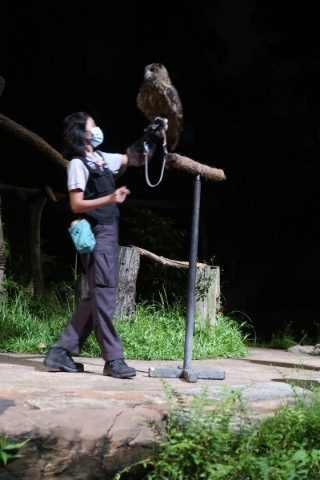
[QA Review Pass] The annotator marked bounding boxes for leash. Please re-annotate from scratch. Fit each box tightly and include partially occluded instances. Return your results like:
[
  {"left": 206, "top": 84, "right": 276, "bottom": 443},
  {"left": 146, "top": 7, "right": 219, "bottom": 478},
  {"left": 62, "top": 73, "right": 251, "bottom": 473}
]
[{"left": 143, "top": 131, "right": 168, "bottom": 188}]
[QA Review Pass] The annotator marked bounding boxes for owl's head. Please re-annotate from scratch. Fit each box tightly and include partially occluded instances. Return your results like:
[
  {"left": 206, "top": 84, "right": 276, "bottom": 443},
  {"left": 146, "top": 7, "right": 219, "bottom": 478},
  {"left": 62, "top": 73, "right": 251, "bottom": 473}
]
[{"left": 144, "top": 63, "right": 170, "bottom": 82}]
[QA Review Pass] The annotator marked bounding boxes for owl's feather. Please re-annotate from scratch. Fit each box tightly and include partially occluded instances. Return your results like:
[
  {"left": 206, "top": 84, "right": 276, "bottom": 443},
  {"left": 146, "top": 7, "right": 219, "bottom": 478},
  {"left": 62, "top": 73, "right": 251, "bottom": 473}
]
[{"left": 136, "top": 63, "right": 183, "bottom": 150}]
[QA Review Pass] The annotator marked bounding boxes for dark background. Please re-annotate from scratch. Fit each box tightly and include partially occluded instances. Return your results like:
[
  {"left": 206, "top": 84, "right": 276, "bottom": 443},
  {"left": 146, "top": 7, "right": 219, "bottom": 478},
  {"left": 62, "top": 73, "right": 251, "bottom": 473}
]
[{"left": 1, "top": 0, "right": 319, "bottom": 340}]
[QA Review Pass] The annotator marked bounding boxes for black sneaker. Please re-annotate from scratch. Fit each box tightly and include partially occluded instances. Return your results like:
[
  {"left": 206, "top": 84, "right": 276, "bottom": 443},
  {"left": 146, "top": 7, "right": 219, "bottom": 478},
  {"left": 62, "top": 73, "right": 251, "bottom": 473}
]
[
  {"left": 44, "top": 347, "right": 84, "bottom": 373},
  {"left": 103, "top": 359, "right": 136, "bottom": 379}
]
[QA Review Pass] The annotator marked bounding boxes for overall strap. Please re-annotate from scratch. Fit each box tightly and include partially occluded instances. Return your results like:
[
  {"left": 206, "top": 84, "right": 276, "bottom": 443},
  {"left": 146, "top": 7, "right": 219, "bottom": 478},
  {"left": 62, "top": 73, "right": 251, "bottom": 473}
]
[{"left": 95, "top": 150, "right": 104, "bottom": 159}]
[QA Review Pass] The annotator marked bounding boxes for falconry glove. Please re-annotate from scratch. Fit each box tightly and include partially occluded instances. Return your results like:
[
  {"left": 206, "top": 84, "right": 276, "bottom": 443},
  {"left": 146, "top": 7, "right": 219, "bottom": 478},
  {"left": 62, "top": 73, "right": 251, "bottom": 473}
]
[{"left": 126, "top": 117, "right": 168, "bottom": 167}]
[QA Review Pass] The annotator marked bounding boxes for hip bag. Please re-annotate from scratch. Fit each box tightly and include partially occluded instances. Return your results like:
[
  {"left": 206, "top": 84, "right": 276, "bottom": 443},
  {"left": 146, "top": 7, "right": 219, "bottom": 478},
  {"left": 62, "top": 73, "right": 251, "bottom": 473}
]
[{"left": 68, "top": 219, "right": 96, "bottom": 254}]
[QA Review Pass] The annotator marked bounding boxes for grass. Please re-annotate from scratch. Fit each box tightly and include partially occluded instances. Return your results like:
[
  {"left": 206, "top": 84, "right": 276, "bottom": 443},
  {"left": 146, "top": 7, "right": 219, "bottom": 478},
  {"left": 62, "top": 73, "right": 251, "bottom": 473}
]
[
  {"left": 115, "top": 383, "right": 320, "bottom": 479},
  {"left": 0, "top": 434, "right": 29, "bottom": 466},
  {"left": 247, "top": 322, "right": 314, "bottom": 350},
  {"left": 227, "top": 309, "right": 317, "bottom": 350},
  {"left": 0, "top": 280, "right": 75, "bottom": 355},
  {"left": 0, "top": 280, "right": 248, "bottom": 360}
]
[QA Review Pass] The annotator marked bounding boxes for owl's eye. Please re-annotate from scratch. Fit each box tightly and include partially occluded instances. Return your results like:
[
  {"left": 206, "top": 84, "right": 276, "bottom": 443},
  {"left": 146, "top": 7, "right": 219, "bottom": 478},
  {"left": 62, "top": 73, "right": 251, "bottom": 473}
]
[{"left": 149, "top": 67, "right": 155, "bottom": 72}]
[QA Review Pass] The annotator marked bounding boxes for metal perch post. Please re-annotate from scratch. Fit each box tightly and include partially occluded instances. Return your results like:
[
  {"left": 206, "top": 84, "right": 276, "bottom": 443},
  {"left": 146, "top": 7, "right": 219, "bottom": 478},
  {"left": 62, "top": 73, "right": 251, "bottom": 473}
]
[{"left": 149, "top": 154, "right": 226, "bottom": 382}]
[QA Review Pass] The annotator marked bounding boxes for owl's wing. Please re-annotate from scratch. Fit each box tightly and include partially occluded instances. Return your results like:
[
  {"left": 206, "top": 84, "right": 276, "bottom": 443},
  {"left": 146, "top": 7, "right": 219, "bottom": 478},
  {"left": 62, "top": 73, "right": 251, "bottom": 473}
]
[
  {"left": 164, "top": 84, "right": 183, "bottom": 125},
  {"left": 161, "top": 84, "right": 183, "bottom": 150},
  {"left": 136, "top": 80, "right": 183, "bottom": 150},
  {"left": 136, "top": 81, "right": 182, "bottom": 123},
  {"left": 136, "top": 81, "right": 161, "bottom": 121}
]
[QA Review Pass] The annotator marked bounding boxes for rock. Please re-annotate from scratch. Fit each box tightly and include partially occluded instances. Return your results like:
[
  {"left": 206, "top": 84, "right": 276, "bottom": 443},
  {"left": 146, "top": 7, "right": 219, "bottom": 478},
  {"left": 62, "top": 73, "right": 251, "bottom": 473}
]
[
  {"left": 309, "top": 344, "right": 320, "bottom": 355},
  {"left": 1, "top": 349, "right": 319, "bottom": 479},
  {"left": 0, "top": 403, "right": 165, "bottom": 480},
  {"left": 287, "top": 344, "right": 315, "bottom": 355}
]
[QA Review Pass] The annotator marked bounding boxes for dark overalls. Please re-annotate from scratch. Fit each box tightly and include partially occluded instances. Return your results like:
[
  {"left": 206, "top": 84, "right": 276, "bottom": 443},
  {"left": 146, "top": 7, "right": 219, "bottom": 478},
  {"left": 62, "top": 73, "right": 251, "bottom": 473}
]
[{"left": 54, "top": 156, "right": 123, "bottom": 361}]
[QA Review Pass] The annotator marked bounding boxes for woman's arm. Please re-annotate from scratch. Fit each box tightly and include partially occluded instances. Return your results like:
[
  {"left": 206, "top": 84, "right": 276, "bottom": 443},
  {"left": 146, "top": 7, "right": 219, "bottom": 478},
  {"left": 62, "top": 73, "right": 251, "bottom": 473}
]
[
  {"left": 121, "top": 154, "right": 128, "bottom": 166},
  {"left": 69, "top": 186, "right": 130, "bottom": 214}
]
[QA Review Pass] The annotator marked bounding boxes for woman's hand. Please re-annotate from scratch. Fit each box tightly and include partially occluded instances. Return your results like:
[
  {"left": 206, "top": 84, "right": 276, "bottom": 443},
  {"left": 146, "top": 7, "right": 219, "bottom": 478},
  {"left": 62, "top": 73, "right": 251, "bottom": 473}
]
[
  {"left": 69, "top": 186, "right": 131, "bottom": 213},
  {"left": 111, "top": 186, "right": 131, "bottom": 204}
]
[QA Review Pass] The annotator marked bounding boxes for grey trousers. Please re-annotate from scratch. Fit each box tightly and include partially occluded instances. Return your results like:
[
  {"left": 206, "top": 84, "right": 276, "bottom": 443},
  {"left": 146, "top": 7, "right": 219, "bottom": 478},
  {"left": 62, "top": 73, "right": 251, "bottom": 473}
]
[{"left": 54, "top": 222, "right": 123, "bottom": 361}]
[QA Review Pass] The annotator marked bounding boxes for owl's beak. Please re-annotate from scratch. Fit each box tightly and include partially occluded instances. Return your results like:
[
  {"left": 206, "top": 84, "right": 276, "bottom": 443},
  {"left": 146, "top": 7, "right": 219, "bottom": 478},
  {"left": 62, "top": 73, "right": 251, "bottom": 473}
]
[{"left": 144, "top": 69, "right": 152, "bottom": 79}]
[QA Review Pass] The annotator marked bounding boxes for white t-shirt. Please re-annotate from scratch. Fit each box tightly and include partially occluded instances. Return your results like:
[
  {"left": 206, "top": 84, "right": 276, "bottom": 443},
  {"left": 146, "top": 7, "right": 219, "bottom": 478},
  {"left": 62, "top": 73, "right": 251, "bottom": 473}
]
[{"left": 67, "top": 151, "right": 123, "bottom": 192}]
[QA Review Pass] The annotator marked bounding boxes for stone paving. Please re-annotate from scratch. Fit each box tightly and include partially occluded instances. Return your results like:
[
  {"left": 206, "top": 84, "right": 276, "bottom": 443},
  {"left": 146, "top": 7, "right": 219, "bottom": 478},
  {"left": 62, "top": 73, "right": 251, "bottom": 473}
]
[{"left": 0, "top": 347, "right": 319, "bottom": 479}]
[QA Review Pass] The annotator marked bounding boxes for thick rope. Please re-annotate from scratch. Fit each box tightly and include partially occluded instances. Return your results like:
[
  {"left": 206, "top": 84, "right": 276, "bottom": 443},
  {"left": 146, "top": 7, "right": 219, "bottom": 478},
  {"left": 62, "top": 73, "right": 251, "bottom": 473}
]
[
  {"left": 44, "top": 185, "right": 58, "bottom": 202},
  {"left": 165, "top": 153, "right": 226, "bottom": 182},
  {"left": 0, "top": 183, "right": 64, "bottom": 202},
  {"left": 0, "top": 113, "right": 68, "bottom": 169},
  {"left": 131, "top": 245, "right": 213, "bottom": 269}
]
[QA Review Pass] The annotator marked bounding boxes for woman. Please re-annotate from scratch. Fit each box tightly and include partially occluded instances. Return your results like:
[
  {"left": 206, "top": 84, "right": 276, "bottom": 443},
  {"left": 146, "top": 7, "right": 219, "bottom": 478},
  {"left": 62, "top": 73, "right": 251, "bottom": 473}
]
[{"left": 43, "top": 111, "right": 162, "bottom": 379}]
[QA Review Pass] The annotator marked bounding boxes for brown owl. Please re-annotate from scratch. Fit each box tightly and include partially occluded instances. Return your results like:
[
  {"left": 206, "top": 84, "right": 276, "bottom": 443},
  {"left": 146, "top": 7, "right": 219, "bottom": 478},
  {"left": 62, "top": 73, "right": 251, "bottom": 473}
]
[{"left": 136, "top": 63, "right": 183, "bottom": 151}]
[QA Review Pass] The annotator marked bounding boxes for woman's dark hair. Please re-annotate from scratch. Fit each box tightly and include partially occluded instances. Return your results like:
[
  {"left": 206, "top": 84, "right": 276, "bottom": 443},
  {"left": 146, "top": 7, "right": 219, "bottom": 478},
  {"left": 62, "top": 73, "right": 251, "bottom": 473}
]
[{"left": 62, "top": 111, "right": 90, "bottom": 160}]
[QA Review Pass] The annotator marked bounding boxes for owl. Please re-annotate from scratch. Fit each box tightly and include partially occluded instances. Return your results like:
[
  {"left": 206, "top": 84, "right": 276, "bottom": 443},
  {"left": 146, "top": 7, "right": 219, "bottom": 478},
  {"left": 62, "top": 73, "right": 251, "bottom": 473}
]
[{"left": 136, "top": 63, "right": 183, "bottom": 151}]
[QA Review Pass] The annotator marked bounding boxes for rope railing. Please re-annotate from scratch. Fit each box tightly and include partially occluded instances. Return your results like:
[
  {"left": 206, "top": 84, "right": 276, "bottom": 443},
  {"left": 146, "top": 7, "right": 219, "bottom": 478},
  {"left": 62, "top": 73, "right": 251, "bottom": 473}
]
[
  {"left": 131, "top": 245, "right": 214, "bottom": 269},
  {"left": 0, "top": 113, "right": 68, "bottom": 169}
]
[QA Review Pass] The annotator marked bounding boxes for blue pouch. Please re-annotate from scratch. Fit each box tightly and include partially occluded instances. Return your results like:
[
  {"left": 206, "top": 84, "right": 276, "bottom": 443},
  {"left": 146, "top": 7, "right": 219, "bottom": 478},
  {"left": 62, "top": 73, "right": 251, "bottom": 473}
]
[{"left": 68, "top": 219, "right": 96, "bottom": 254}]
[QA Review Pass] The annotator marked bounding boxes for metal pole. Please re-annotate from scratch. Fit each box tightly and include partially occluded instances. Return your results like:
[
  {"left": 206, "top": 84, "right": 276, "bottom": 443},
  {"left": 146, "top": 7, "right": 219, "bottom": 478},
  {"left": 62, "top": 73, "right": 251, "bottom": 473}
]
[
  {"left": 183, "top": 174, "right": 201, "bottom": 370},
  {"left": 148, "top": 171, "right": 225, "bottom": 382}
]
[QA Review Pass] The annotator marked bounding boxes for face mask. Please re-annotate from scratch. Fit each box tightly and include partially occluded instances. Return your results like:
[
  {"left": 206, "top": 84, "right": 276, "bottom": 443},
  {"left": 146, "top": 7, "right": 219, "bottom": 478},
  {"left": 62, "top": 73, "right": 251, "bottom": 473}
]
[{"left": 90, "top": 126, "right": 104, "bottom": 148}]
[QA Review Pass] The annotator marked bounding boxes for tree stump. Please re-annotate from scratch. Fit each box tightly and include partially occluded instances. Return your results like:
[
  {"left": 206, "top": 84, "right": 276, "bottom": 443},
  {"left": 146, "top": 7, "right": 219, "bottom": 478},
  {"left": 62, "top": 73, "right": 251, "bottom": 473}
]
[
  {"left": 0, "top": 197, "right": 5, "bottom": 304},
  {"left": 75, "top": 246, "right": 140, "bottom": 319},
  {"left": 115, "top": 246, "right": 140, "bottom": 319},
  {"left": 75, "top": 248, "right": 220, "bottom": 326},
  {"left": 195, "top": 265, "right": 220, "bottom": 327},
  {"left": 75, "top": 267, "right": 89, "bottom": 305},
  {"left": 29, "top": 195, "right": 47, "bottom": 297}
]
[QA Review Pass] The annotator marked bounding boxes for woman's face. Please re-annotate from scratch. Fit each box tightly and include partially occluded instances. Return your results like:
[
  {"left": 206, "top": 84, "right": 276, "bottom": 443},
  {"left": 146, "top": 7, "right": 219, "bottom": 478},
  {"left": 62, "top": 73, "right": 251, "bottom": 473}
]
[
  {"left": 85, "top": 116, "right": 96, "bottom": 141},
  {"left": 84, "top": 115, "right": 104, "bottom": 149}
]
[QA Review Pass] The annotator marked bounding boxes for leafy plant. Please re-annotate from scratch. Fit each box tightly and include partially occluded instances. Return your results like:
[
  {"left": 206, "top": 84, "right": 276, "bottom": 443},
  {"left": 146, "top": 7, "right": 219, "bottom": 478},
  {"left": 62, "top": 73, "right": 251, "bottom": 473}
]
[
  {"left": 195, "top": 262, "right": 216, "bottom": 302},
  {"left": 253, "top": 322, "right": 311, "bottom": 350},
  {"left": 0, "top": 434, "right": 28, "bottom": 465},
  {"left": 114, "top": 384, "right": 320, "bottom": 479},
  {"left": 121, "top": 206, "right": 188, "bottom": 303}
]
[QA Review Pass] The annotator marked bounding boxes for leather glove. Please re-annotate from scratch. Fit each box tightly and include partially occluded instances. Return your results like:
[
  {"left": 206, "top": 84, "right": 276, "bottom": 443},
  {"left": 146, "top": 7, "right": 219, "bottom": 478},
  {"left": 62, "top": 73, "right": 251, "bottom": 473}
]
[{"left": 126, "top": 117, "right": 168, "bottom": 167}]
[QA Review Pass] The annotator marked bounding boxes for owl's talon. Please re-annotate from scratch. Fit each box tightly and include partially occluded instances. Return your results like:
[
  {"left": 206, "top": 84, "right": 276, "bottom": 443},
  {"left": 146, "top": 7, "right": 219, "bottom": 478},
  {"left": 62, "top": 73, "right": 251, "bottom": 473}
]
[{"left": 155, "top": 116, "right": 168, "bottom": 130}]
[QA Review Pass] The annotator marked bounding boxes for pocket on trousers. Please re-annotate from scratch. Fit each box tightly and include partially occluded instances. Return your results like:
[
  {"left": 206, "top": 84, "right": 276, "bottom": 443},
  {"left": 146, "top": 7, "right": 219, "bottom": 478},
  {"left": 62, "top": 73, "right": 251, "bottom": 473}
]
[{"left": 94, "top": 253, "right": 118, "bottom": 288}]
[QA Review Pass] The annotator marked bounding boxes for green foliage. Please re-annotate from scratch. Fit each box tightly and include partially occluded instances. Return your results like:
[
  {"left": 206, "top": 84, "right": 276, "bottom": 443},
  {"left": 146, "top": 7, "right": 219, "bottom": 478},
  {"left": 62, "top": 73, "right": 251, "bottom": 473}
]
[
  {"left": 115, "top": 385, "right": 320, "bottom": 480},
  {"left": 195, "top": 257, "right": 217, "bottom": 302},
  {"left": 240, "top": 387, "right": 320, "bottom": 479},
  {"left": 0, "top": 277, "right": 75, "bottom": 354},
  {"left": 147, "top": 385, "right": 247, "bottom": 480},
  {"left": 122, "top": 207, "right": 187, "bottom": 255},
  {"left": 81, "top": 300, "right": 248, "bottom": 360},
  {"left": 121, "top": 206, "right": 188, "bottom": 303},
  {"left": 0, "top": 279, "right": 248, "bottom": 360},
  {"left": 252, "top": 322, "right": 311, "bottom": 350},
  {"left": 0, "top": 434, "right": 28, "bottom": 465}
]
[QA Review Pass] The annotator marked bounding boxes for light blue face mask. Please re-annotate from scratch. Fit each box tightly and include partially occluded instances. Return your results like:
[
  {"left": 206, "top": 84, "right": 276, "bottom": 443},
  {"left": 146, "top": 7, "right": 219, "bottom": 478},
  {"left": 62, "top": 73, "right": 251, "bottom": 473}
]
[{"left": 90, "top": 126, "right": 104, "bottom": 148}]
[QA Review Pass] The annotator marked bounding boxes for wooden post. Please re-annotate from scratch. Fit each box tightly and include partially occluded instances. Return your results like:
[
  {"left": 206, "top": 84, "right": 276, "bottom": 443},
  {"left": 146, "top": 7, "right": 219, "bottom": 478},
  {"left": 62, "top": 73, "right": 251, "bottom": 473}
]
[
  {"left": 29, "top": 196, "right": 47, "bottom": 297},
  {"left": 0, "top": 196, "right": 5, "bottom": 304},
  {"left": 115, "top": 246, "right": 140, "bottom": 319},
  {"left": 75, "top": 268, "right": 89, "bottom": 305},
  {"left": 195, "top": 265, "right": 220, "bottom": 327},
  {"left": 75, "top": 246, "right": 221, "bottom": 325},
  {"left": 76, "top": 246, "right": 141, "bottom": 319}
]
